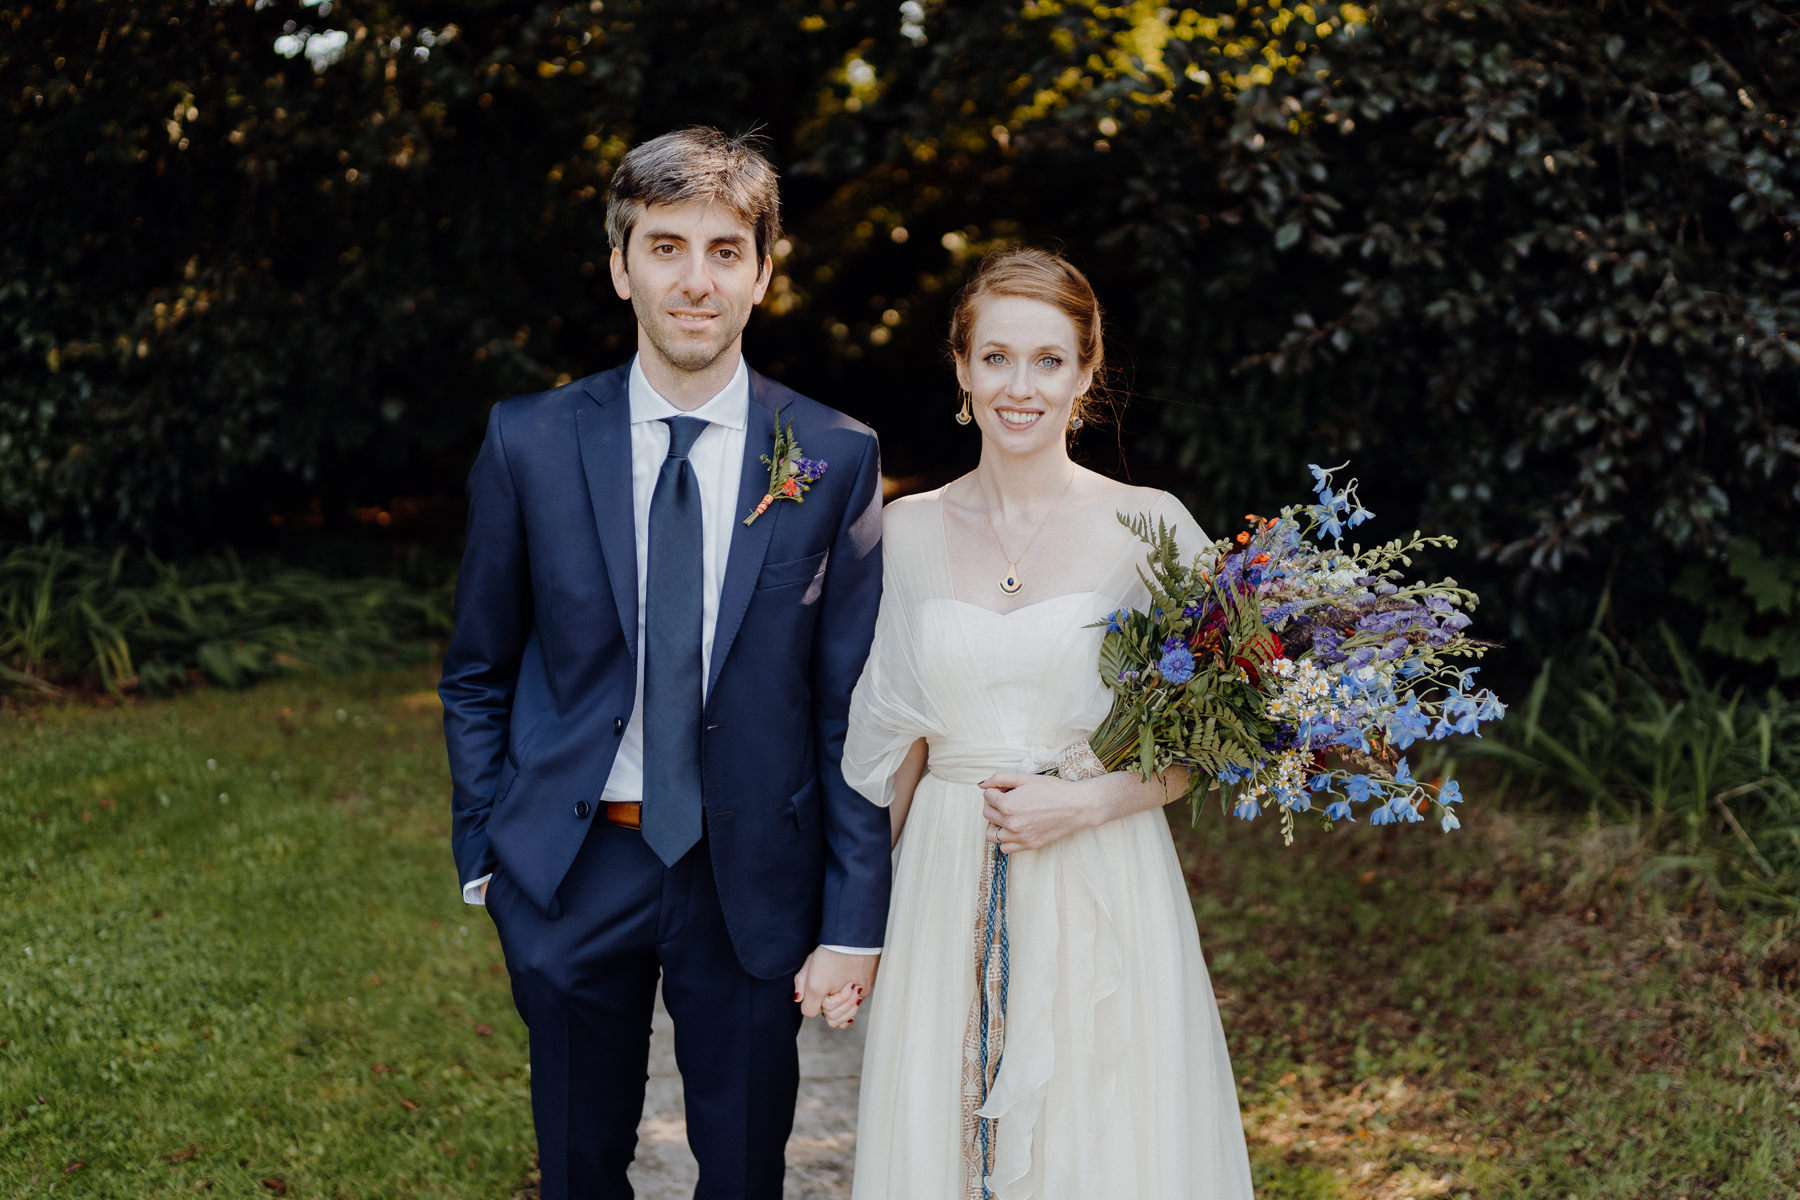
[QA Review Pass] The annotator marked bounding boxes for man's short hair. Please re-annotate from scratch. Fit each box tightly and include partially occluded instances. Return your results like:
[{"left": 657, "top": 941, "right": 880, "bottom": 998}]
[{"left": 605, "top": 127, "right": 781, "bottom": 265}]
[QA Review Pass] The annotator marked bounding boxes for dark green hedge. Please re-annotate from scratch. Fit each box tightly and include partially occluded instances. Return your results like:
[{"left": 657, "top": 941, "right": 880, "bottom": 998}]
[{"left": 3, "top": 1, "right": 1795, "bottom": 680}]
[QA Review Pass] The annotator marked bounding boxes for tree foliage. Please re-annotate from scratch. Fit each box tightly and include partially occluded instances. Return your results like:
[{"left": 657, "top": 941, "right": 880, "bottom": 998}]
[{"left": 3, "top": 0, "right": 1795, "bottom": 681}]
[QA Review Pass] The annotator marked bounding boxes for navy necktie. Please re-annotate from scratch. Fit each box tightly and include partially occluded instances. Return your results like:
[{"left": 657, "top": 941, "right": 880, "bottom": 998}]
[{"left": 641, "top": 415, "right": 708, "bottom": 866}]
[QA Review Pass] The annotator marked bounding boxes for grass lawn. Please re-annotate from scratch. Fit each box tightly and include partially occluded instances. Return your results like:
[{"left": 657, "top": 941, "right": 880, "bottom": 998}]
[
  {"left": 4, "top": 665, "right": 1798, "bottom": 1197},
  {"left": 2, "top": 666, "right": 528, "bottom": 1196}
]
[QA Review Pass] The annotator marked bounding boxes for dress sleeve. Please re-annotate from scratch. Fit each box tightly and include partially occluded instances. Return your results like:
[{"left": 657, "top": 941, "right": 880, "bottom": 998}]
[
  {"left": 1153, "top": 489, "right": 1214, "bottom": 565},
  {"left": 841, "top": 500, "right": 938, "bottom": 807}
]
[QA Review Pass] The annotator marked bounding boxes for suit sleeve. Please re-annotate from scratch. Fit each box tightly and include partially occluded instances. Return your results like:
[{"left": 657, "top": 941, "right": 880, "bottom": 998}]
[
  {"left": 809, "top": 431, "right": 892, "bottom": 949},
  {"left": 438, "top": 403, "right": 532, "bottom": 891}
]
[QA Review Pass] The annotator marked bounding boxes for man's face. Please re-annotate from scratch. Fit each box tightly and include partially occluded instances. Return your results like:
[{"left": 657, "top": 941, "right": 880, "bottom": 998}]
[{"left": 610, "top": 199, "right": 772, "bottom": 378}]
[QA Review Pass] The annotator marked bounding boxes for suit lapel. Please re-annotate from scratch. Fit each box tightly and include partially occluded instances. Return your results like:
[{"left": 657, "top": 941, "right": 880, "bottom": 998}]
[
  {"left": 576, "top": 368, "right": 639, "bottom": 658},
  {"left": 707, "top": 371, "right": 791, "bottom": 699}
]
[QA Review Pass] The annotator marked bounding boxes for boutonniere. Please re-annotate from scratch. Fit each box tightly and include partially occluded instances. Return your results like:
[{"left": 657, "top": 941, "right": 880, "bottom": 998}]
[{"left": 743, "top": 417, "right": 827, "bottom": 525}]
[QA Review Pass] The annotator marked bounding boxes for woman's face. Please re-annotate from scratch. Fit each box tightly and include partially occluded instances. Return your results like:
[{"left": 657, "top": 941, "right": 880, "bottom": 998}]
[{"left": 956, "top": 294, "right": 1093, "bottom": 457}]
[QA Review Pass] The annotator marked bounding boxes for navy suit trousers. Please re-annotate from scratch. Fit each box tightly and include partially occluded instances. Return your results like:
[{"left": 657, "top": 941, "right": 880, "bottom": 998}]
[{"left": 486, "top": 818, "right": 803, "bottom": 1200}]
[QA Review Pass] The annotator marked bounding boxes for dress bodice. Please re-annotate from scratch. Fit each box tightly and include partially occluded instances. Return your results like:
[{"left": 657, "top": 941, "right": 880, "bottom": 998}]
[
  {"left": 843, "top": 484, "right": 1208, "bottom": 806},
  {"left": 916, "top": 594, "right": 1112, "bottom": 774}
]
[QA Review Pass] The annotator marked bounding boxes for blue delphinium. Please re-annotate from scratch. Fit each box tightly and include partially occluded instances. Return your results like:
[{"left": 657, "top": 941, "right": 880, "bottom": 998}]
[
  {"left": 1437, "top": 779, "right": 1463, "bottom": 832},
  {"left": 1218, "top": 761, "right": 1255, "bottom": 785},
  {"left": 1386, "top": 698, "right": 1432, "bottom": 750}
]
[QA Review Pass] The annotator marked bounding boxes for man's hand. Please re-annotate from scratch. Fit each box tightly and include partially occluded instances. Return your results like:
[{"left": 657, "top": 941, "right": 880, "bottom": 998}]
[{"left": 793, "top": 947, "right": 879, "bottom": 1028}]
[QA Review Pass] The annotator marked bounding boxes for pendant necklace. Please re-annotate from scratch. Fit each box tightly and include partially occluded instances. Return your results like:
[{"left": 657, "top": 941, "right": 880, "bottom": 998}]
[{"left": 985, "top": 468, "right": 1077, "bottom": 596}]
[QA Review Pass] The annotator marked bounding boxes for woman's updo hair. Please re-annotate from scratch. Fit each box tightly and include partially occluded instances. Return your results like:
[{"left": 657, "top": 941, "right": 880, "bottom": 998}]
[{"left": 947, "top": 248, "right": 1107, "bottom": 427}]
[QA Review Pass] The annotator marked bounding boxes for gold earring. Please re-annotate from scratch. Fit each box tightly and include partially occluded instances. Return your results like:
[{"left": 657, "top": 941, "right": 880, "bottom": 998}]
[
  {"left": 955, "top": 390, "right": 972, "bottom": 425},
  {"left": 1068, "top": 415, "right": 1083, "bottom": 431}
]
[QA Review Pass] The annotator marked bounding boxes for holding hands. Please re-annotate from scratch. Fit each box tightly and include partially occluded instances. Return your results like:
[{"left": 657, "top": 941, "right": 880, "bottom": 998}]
[{"left": 794, "top": 946, "right": 878, "bottom": 1030}]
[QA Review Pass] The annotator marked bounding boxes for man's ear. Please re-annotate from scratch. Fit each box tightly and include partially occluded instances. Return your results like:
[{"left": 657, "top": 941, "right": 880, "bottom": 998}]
[
  {"left": 609, "top": 247, "right": 631, "bottom": 300},
  {"left": 752, "top": 254, "right": 773, "bottom": 304}
]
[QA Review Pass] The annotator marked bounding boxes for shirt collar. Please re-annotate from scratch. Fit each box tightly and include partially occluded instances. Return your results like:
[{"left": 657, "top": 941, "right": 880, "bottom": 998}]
[{"left": 627, "top": 354, "right": 750, "bottom": 432}]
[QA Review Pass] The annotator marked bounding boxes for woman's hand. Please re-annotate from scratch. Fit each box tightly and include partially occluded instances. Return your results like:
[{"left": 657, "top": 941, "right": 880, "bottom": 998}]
[
  {"left": 980, "top": 766, "right": 1186, "bottom": 854},
  {"left": 979, "top": 772, "right": 1101, "bottom": 853}
]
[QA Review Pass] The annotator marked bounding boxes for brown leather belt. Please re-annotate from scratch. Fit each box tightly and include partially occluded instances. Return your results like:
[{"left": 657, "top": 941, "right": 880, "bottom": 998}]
[{"left": 602, "top": 801, "right": 642, "bottom": 830}]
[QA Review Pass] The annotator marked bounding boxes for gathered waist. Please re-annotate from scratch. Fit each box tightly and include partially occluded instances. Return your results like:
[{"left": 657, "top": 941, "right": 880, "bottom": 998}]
[{"left": 924, "top": 736, "right": 1101, "bottom": 785}]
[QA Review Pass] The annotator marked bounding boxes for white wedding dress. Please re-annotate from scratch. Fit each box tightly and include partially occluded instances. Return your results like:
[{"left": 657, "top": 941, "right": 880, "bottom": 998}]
[{"left": 842, "top": 487, "right": 1255, "bottom": 1200}]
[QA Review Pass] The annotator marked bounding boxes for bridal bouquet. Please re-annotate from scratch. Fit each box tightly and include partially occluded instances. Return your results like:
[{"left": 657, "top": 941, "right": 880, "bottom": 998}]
[{"left": 1078, "top": 463, "right": 1504, "bottom": 843}]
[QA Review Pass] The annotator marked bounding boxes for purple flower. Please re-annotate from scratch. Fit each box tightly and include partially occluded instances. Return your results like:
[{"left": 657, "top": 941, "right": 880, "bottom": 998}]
[{"left": 1265, "top": 601, "right": 1306, "bottom": 625}]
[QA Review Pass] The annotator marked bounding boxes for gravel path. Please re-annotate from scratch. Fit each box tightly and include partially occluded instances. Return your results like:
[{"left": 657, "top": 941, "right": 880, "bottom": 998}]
[{"left": 626, "top": 992, "right": 867, "bottom": 1199}]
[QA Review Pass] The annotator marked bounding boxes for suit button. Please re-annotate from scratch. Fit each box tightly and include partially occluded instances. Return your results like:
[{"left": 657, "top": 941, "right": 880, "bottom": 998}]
[
  {"left": 613, "top": 718, "right": 624, "bottom": 735},
  {"left": 574, "top": 800, "right": 591, "bottom": 819}
]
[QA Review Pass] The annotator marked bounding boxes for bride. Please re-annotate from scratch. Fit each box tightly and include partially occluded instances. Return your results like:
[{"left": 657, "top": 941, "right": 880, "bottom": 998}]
[{"left": 835, "top": 249, "right": 1256, "bottom": 1199}]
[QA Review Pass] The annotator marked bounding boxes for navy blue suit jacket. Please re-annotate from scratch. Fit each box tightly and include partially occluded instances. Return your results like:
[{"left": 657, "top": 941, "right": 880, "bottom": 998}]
[{"left": 439, "top": 363, "right": 891, "bottom": 979}]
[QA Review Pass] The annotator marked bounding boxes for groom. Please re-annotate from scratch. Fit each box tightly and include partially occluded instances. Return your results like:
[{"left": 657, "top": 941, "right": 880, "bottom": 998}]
[{"left": 439, "top": 127, "right": 890, "bottom": 1199}]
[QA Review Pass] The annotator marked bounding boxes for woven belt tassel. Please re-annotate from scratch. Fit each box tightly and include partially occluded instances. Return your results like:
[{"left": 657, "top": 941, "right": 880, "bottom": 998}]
[{"left": 961, "top": 842, "right": 1010, "bottom": 1198}]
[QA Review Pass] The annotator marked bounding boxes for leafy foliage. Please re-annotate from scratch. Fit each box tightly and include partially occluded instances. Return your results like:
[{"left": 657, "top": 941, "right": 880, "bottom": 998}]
[
  {"left": 0, "top": 0, "right": 887, "bottom": 544},
  {"left": 1472, "top": 611, "right": 1800, "bottom": 911},
  {"left": 2, "top": 0, "right": 1794, "bottom": 683},
  {"left": 1674, "top": 537, "right": 1800, "bottom": 678},
  {"left": 0, "top": 541, "right": 452, "bottom": 696}
]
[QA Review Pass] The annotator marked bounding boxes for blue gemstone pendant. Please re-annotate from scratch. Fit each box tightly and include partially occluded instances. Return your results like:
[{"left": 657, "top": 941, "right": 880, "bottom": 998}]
[{"left": 999, "top": 567, "right": 1023, "bottom": 595}]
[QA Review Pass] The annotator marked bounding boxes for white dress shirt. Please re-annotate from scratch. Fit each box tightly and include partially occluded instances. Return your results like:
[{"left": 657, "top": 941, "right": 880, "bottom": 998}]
[{"left": 462, "top": 356, "right": 877, "bottom": 954}]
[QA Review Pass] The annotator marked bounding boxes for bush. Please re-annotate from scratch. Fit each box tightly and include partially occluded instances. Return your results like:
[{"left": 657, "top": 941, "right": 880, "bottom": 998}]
[
  {"left": 1471, "top": 605, "right": 1800, "bottom": 911},
  {"left": 4, "top": 1, "right": 1794, "bottom": 684},
  {"left": 0, "top": 541, "right": 452, "bottom": 697}
]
